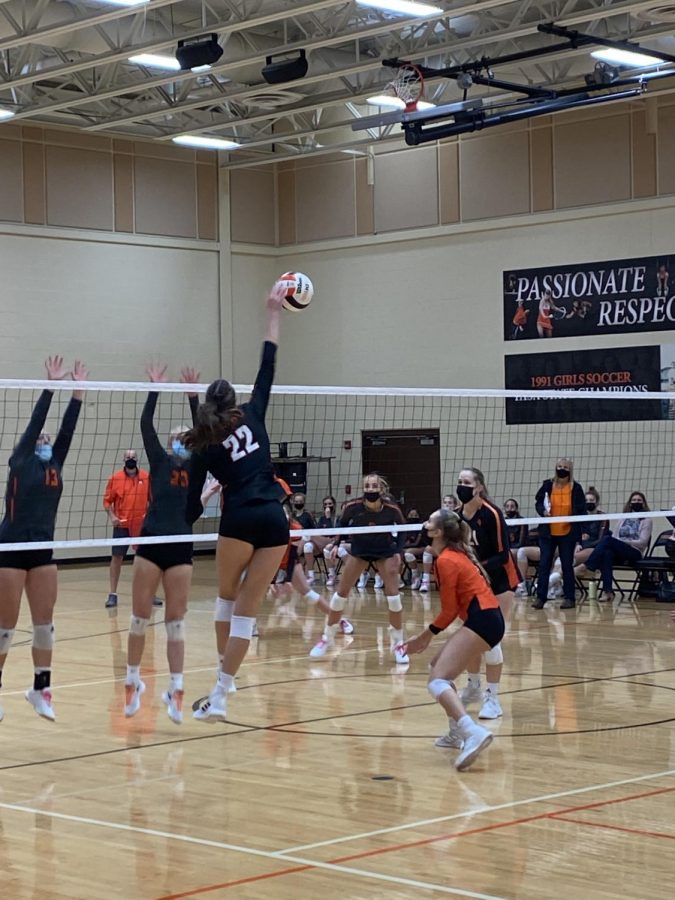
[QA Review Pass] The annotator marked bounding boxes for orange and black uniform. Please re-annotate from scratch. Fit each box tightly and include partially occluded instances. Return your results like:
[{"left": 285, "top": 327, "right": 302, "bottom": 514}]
[
  {"left": 432, "top": 548, "right": 505, "bottom": 648},
  {"left": 134, "top": 392, "right": 198, "bottom": 571},
  {"left": 461, "top": 499, "right": 518, "bottom": 595},
  {"left": 338, "top": 498, "right": 406, "bottom": 561},
  {"left": 0, "top": 389, "right": 82, "bottom": 570},
  {"left": 279, "top": 520, "right": 303, "bottom": 580}
]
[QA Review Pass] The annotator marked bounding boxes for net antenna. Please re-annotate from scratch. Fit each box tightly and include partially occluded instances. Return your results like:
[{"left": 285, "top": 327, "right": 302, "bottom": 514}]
[{"left": 390, "top": 63, "right": 425, "bottom": 112}]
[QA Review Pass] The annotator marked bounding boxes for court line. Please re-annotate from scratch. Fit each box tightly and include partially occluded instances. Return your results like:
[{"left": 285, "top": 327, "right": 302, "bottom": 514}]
[
  {"left": 156, "top": 863, "right": 314, "bottom": 899},
  {"left": 279, "top": 767, "right": 675, "bottom": 853},
  {"left": 550, "top": 815, "right": 675, "bottom": 841}
]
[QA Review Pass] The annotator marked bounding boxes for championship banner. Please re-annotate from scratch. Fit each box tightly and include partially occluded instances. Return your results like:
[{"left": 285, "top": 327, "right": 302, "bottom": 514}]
[
  {"left": 504, "top": 345, "right": 675, "bottom": 424},
  {"left": 504, "top": 254, "right": 675, "bottom": 341}
]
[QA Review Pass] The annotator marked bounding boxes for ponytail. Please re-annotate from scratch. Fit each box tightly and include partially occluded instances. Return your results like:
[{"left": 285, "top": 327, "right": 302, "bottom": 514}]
[
  {"left": 182, "top": 378, "right": 243, "bottom": 452},
  {"left": 436, "top": 509, "right": 490, "bottom": 582}
]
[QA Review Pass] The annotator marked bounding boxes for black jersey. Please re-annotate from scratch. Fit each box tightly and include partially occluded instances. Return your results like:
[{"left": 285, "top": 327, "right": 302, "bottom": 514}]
[
  {"left": 505, "top": 514, "right": 528, "bottom": 549},
  {"left": 186, "top": 342, "right": 285, "bottom": 523},
  {"left": 294, "top": 510, "right": 316, "bottom": 530},
  {"left": 317, "top": 514, "right": 338, "bottom": 529},
  {"left": 141, "top": 392, "right": 198, "bottom": 536},
  {"left": 338, "top": 498, "right": 406, "bottom": 560},
  {"left": 0, "top": 390, "right": 81, "bottom": 543},
  {"left": 461, "top": 499, "right": 513, "bottom": 579}
]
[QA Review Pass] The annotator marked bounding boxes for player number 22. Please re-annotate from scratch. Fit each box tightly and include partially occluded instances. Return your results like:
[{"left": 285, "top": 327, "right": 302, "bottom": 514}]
[{"left": 223, "top": 425, "right": 260, "bottom": 462}]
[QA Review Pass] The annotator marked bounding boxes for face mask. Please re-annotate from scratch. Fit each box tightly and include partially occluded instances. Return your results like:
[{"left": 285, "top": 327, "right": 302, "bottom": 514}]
[
  {"left": 364, "top": 491, "right": 380, "bottom": 503},
  {"left": 293, "top": 502, "right": 304, "bottom": 510},
  {"left": 630, "top": 501, "right": 644, "bottom": 512},
  {"left": 408, "top": 516, "right": 420, "bottom": 523},
  {"left": 505, "top": 509, "right": 516, "bottom": 518},
  {"left": 456, "top": 484, "right": 474, "bottom": 504},
  {"left": 36, "top": 445, "right": 52, "bottom": 463},
  {"left": 125, "top": 459, "right": 137, "bottom": 472},
  {"left": 586, "top": 502, "right": 597, "bottom": 512},
  {"left": 556, "top": 468, "right": 570, "bottom": 479},
  {"left": 172, "top": 440, "right": 191, "bottom": 460}
]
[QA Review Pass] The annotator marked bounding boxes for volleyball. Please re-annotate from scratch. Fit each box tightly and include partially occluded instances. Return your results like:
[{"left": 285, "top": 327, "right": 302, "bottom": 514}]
[{"left": 279, "top": 271, "right": 314, "bottom": 312}]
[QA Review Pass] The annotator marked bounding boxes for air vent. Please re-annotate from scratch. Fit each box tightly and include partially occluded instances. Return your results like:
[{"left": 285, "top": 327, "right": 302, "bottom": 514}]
[
  {"left": 638, "top": 5, "right": 675, "bottom": 23},
  {"left": 244, "top": 89, "right": 304, "bottom": 109}
]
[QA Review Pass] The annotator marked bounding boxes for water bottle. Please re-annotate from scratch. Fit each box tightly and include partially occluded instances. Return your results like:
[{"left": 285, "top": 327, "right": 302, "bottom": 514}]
[
  {"left": 588, "top": 580, "right": 597, "bottom": 601},
  {"left": 544, "top": 492, "right": 551, "bottom": 514}
]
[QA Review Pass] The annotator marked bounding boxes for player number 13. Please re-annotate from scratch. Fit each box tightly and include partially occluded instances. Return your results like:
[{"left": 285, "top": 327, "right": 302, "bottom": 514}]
[{"left": 223, "top": 425, "right": 260, "bottom": 462}]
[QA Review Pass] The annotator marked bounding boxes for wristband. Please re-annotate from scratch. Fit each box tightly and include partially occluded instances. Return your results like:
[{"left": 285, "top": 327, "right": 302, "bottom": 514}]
[{"left": 428, "top": 624, "right": 442, "bottom": 635}]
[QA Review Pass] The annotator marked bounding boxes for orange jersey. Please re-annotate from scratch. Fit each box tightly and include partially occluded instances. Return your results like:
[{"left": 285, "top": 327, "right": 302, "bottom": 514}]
[
  {"left": 275, "top": 475, "right": 292, "bottom": 497},
  {"left": 103, "top": 468, "right": 150, "bottom": 534},
  {"left": 432, "top": 548, "right": 499, "bottom": 631},
  {"left": 512, "top": 306, "right": 528, "bottom": 326},
  {"left": 550, "top": 482, "right": 572, "bottom": 536}
]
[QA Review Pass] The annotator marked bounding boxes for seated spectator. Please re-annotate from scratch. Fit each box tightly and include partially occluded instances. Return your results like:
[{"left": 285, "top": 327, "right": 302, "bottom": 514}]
[
  {"left": 504, "top": 499, "right": 527, "bottom": 550},
  {"left": 317, "top": 495, "right": 339, "bottom": 586},
  {"left": 290, "top": 493, "right": 317, "bottom": 583}
]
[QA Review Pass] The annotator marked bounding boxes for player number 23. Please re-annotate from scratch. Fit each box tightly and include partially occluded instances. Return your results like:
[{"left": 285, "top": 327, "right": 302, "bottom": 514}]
[{"left": 223, "top": 425, "right": 260, "bottom": 462}]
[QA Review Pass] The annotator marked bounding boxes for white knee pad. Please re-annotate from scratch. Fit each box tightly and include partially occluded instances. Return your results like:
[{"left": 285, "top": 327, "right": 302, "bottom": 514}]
[
  {"left": 214, "top": 597, "right": 234, "bottom": 622},
  {"left": 337, "top": 545, "right": 349, "bottom": 559},
  {"left": 404, "top": 551, "right": 416, "bottom": 564},
  {"left": 303, "top": 542, "right": 314, "bottom": 556},
  {"left": 230, "top": 615, "right": 255, "bottom": 640},
  {"left": 0, "top": 627, "right": 15, "bottom": 655},
  {"left": 323, "top": 547, "right": 333, "bottom": 560},
  {"left": 329, "top": 593, "right": 346, "bottom": 612},
  {"left": 428, "top": 677, "right": 455, "bottom": 700},
  {"left": 386, "top": 594, "right": 403, "bottom": 613},
  {"left": 32, "top": 623, "right": 54, "bottom": 650},
  {"left": 304, "top": 590, "right": 321, "bottom": 604},
  {"left": 165, "top": 619, "right": 185, "bottom": 641},
  {"left": 422, "top": 551, "right": 434, "bottom": 566},
  {"left": 485, "top": 643, "right": 503, "bottom": 665},
  {"left": 516, "top": 547, "right": 528, "bottom": 563},
  {"left": 129, "top": 616, "right": 150, "bottom": 636}
]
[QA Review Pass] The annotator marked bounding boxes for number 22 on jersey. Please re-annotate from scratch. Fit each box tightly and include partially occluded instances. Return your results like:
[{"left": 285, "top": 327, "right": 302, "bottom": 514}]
[{"left": 223, "top": 425, "right": 260, "bottom": 462}]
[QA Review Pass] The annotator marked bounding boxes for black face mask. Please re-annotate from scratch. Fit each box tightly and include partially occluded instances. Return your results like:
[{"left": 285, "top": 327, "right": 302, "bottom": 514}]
[
  {"left": 630, "top": 502, "right": 644, "bottom": 512},
  {"left": 505, "top": 509, "right": 517, "bottom": 518},
  {"left": 364, "top": 491, "right": 380, "bottom": 503},
  {"left": 556, "top": 468, "right": 570, "bottom": 479},
  {"left": 586, "top": 502, "right": 597, "bottom": 512},
  {"left": 293, "top": 502, "right": 304, "bottom": 510},
  {"left": 408, "top": 516, "right": 420, "bottom": 523},
  {"left": 124, "top": 459, "right": 137, "bottom": 472},
  {"left": 456, "top": 484, "right": 474, "bottom": 504}
]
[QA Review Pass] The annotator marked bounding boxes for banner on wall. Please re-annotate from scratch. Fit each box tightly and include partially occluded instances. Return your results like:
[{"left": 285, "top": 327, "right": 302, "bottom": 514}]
[
  {"left": 504, "top": 344, "right": 675, "bottom": 424},
  {"left": 504, "top": 254, "right": 675, "bottom": 342}
]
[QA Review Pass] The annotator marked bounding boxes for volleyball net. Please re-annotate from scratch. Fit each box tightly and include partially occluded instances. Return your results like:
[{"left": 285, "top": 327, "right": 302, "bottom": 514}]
[{"left": 0, "top": 378, "right": 674, "bottom": 556}]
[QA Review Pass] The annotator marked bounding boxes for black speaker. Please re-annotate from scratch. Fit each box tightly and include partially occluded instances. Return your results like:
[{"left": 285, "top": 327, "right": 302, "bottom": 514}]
[
  {"left": 176, "top": 34, "right": 223, "bottom": 71},
  {"left": 262, "top": 50, "right": 308, "bottom": 85}
]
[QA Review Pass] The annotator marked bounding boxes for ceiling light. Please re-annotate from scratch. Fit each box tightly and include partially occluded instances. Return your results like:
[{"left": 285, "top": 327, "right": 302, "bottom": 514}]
[
  {"left": 190, "top": 64, "right": 212, "bottom": 74},
  {"left": 129, "top": 54, "right": 181, "bottom": 70},
  {"left": 357, "top": 1, "right": 442, "bottom": 16},
  {"left": 172, "top": 135, "right": 240, "bottom": 150},
  {"left": 366, "top": 94, "right": 435, "bottom": 110},
  {"left": 591, "top": 47, "right": 663, "bottom": 68},
  {"left": 0, "top": 109, "right": 15, "bottom": 120},
  {"left": 95, "top": 0, "right": 149, "bottom": 7}
]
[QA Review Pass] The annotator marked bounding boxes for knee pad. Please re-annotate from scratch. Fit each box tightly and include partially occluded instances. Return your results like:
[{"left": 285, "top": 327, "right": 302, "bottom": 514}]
[
  {"left": 303, "top": 542, "right": 314, "bottom": 556},
  {"left": 485, "top": 643, "right": 503, "bottom": 665},
  {"left": 214, "top": 597, "right": 234, "bottom": 622},
  {"left": 230, "top": 615, "right": 255, "bottom": 640},
  {"left": 516, "top": 547, "right": 527, "bottom": 562},
  {"left": 337, "top": 545, "right": 349, "bottom": 559},
  {"left": 404, "top": 551, "right": 416, "bottom": 564},
  {"left": 0, "top": 627, "right": 15, "bottom": 655},
  {"left": 386, "top": 594, "right": 403, "bottom": 613},
  {"left": 323, "top": 547, "right": 333, "bottom": 560},
  {"left": 329, "top": 593, "right": 346, "bottom": 612},
  {"left": 165, "top": 619, "right": 185, "bottom": 642},
  {"left": 129, "top": 616, "right": 149, "bottom": 637},
  {"left": 305, "top": 590, "right": 320, "bottom": 604},
  {"left": 422, "top": 551, "right": 434, "bottom": 566},
  {"left": 428, "top": 677, "right": 455, "bottom": 700},
  {"left": 32, "top": 623, "right": 54, "bottom": 650}
]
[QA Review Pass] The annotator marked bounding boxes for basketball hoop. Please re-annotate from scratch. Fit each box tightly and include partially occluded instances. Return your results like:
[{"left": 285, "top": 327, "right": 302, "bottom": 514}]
[{"left": 390, "top": 63, "right": 425, "bottom": 112}]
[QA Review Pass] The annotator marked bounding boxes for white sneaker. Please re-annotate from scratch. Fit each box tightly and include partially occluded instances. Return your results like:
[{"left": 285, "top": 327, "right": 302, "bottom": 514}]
[
  {"left": 392, "top": 645, "right": 409, "bottom": 665},
  {"left": 124, "top": 680, "right": 145, "bottom": 718},
  {"left": 309, "top": 637, "right": 333, "bottom": 658},
  {"left": 357, "top": 573, "right": 368, "bottom": 590},
  {"left": 479, "top": 691, "right": 503, "bottom": 720},
  {"left": 192, "top": 688, "right": 227, "bottom": 723},
  {"left": 326, "top": 574, "right": 335, "bottom": 588},
  {"left": 162, "top": 689, "right": 184, "bottom": 725},
  {"left": 515, "top": 583, "right": 528, "bottom": 598},
  {"left": 307, "top": 571, "right": 315, "bottom": 585},
  {"left": 459, "top": 682, "right": 483, "bottom": 706},
  {"left": 455, "top": 724, "right": 493, "bottom": 771},
  {"left": 339, "top": 617, "right": 354, "bottom": 635},
  {"left": 434, "top": 723, "right": 464, "bottom": 749},
  {"left": 25, "top": 688, "right": 56, "bottom": 721},
  {"left": 374, "top": 575, "right": 384, "bottom": 590},
  {"left": 411, "top": 575, "right": 421, "bottom": 590},
  {"left": 419, "top": 579, "right": 430, "bottom": 593}
]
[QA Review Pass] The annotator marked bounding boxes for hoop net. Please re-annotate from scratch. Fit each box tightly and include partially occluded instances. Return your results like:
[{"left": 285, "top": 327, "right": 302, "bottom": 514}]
[{"left": 391, "top": 63, "right": 425, "bottom": 112}]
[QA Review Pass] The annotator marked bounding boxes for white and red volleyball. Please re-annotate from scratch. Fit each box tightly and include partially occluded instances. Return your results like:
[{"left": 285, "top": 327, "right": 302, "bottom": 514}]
[{"left": 278, "top": 271, "right": 314, "bottom": 312}]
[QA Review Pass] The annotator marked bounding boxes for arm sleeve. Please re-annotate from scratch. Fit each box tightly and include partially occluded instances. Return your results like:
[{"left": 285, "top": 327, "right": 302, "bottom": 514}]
[
  {"left": 248, "top": 341, "right": 277, "bottom": 420},
  {"left": 188, "top": 395, "right": 199, "bottom": 427},
  {"left": 13, "top": 390, "right": 53, "bottom": 459},
  {"left": 393, "top": 505, "right": 406, "bottom": 553},
  {"left": 432, "top": 557, "right": 458, "bottom": 631},
  {"left": 480, "top": 507, "right": 510, "bottom": 573},
  {"left": 103, "top": 475, "right": 116, "bottom": 510},
  {"left": 186, "top": 454, "right": 208, "bottom": 525},
  {"left": 52, "top": 397, "right": 83, "bottom": 467},
  {"left": 573, "top": 483, "right": 587, "bottom": 516},
  {"left": 140, "top": 392, "right": 165, "bottom": 468},
  {"left": 518, "top": 524, "right": 528, "bottom": 547},
  {"left": 534, "top": 482, "right": 547, "bottom": 517},
  {"left": 334, "top": 505, "right": 352, "bottom": 546}
]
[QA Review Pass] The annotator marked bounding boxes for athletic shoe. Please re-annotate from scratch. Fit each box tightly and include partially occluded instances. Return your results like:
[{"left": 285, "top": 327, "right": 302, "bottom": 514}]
[
  {"left": 306, "top": 571, "right": 315, "bottom": 585},
  {"left": 374, "top": 575, "right": 384, "bottom": 590},
  {"left": 25, "top": 688, "right": 56, "bottom": 721},
  {"left": 478, "top": 691, "right": 503, "bottom": 720},
  {"left": 326, "top": 574, "right": 336, "bottom": 588},
  {"left": 339, "top": 617, "right": 354, "bottom": 635},
  {"left": 105, "top": 592, "right": 118, "bottom": 609},
  {"left": 152, "top": 597, "right": 163, "bottom": 608},
  {"left": 459, "top": 682, "right": 483, "bottom": 706},
  {"left": 419, "top": 580, "right": 430, "bottom": 593},
  {"left": 124, "top": 680, "right": 145, "bottom": 717},
  {"left": 455, "top": 725, "right": 493, "bottom": 771},
  {"left": 411, "top": 575, "right": 421, "bottom": 591},
  {"left": 357, "top": 573, "right": 368, "bottom": 590},
  {"left": 192, "top": 688, "right": 227, "bottom": 723},
  {"left": 547, "top": 585, "right": 563, "bottom": 600},
  {"left": 309, "top": 637, "right": 333, "bottom": 658},
  {"left": 514, "top": 583, "right": 528, "bottom": 598},
  {"left": 434, "top": 723, "right": 464, "bottom": 749},
  {"left": 392, "top": 645, "right": 409, "bottom": 665},
  {"left": 561, "top": 598, "right": 576, "bottom": 609},
  {"left": 162, "top": 689, "right": 184, "bottom": 725}
]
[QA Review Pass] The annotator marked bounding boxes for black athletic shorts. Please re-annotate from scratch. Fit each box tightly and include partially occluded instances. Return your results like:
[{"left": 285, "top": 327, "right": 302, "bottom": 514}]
[
  {"left": 135, "top": 529, "right": 193, "bottom": 571},
  {"left": 0, "top": 548, "right": 54, "bottom": 570},
  {"left": 112, "top": 526, "right": 131, "bottom": 558},
  {"left": 488, "top": 568, "right": 513, "bottom": 597},
  {"left": 219, "top": 500, "right": 289, "bottom": 549},
  {"left": 462, "top": 598, "right": 505, "bottom": 648}
]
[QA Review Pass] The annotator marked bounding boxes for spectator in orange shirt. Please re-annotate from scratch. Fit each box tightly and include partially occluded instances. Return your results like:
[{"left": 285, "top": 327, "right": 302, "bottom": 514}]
[{"left": 103, "top": 449, "right": 149, "bottom": 609}]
